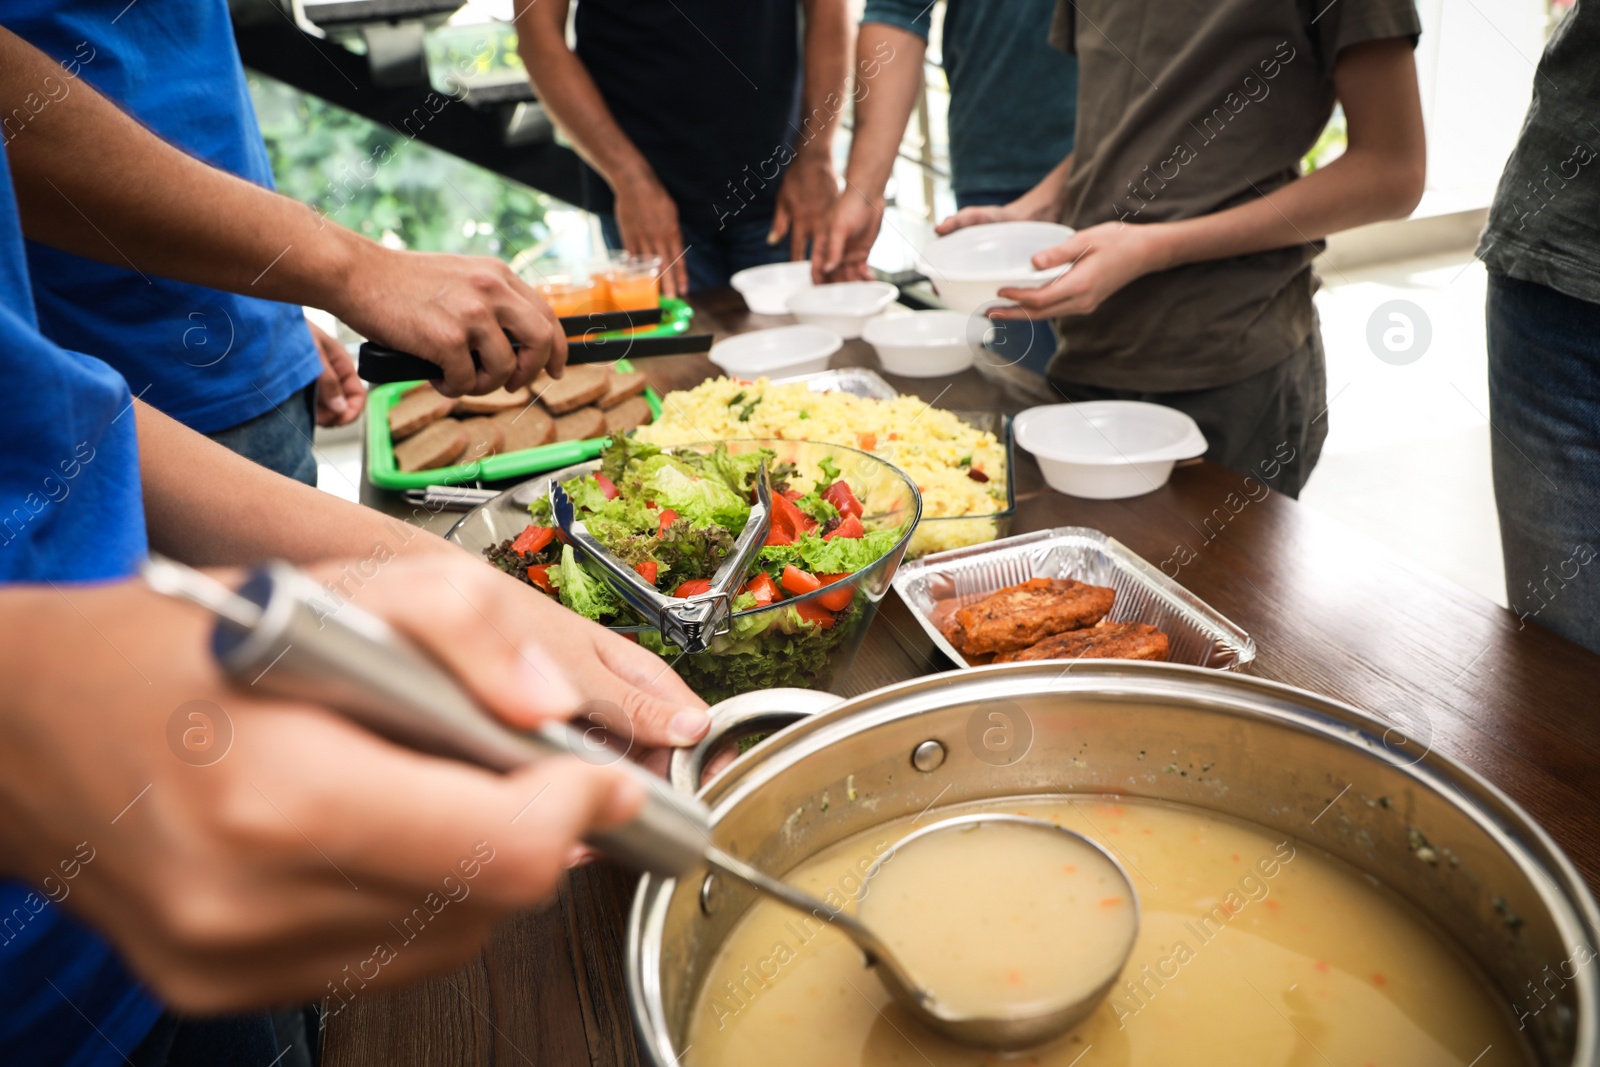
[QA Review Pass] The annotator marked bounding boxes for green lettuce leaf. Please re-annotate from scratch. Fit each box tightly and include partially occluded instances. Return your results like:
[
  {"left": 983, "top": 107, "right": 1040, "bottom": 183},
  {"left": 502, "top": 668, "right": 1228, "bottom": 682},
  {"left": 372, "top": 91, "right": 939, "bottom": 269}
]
[
  {"left": 548, "top": 545, "right": 624, "bottom": 621},
  {"left": 644, "top": 463, "right": 750, "bottom": 531},
  {"left": 758, "top": 527, "right": 903, "bottom": 576}
]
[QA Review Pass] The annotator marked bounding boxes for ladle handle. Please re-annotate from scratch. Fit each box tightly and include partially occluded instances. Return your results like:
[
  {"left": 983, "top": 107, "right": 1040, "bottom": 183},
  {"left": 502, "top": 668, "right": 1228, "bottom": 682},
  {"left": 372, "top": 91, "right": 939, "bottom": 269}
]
[{"left": 206, "top": 561, "right": 714, "bottom": 876}]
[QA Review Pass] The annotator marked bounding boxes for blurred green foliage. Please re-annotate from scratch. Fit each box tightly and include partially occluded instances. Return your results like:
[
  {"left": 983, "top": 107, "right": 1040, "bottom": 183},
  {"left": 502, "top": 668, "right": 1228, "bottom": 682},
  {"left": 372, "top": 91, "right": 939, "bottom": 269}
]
[{"left": 248, "top": 63, "right": 549, "bottom": 257}]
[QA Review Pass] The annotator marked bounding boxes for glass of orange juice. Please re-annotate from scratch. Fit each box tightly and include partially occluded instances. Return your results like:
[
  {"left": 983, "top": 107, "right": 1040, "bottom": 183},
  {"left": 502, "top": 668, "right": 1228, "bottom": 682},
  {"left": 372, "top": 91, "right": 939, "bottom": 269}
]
[
  {"left": 537, "top": 273, "right": 600, "bottom": 319},
  {"left": 604, "top": 253, "right": 663, "bottom": 312}
]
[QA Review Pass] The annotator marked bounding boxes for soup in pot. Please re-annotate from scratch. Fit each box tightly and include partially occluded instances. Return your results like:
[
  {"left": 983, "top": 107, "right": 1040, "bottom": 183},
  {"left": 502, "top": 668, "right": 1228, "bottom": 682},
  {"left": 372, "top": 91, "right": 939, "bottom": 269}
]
[
  {"left": 858, "top": 816, "right": 1137, "bottom": 1020},
  {"left": 685, "top": 795, "right": 1530, "bottom": 1066}
]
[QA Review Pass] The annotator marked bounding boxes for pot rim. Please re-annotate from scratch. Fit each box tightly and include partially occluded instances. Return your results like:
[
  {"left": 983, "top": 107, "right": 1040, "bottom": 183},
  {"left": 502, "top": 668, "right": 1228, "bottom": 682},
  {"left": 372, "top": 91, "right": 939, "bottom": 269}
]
[{"left": 626, "top": 661, "right": 1600, "bottom": 1065}]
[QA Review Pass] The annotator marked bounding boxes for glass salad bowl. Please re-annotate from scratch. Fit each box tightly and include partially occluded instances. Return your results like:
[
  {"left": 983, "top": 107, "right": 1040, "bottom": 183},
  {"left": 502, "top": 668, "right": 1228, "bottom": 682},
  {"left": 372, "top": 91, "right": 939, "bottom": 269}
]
[{"left": 446, "top": 439, "right": 923, "bottom": 702}]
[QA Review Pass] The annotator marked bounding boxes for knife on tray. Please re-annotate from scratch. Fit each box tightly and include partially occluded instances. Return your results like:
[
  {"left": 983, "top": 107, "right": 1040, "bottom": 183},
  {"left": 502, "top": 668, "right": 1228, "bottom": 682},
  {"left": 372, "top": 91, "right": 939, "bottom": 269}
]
[{"left": 356, "top": 307, "right": 714, "bottom": 384}]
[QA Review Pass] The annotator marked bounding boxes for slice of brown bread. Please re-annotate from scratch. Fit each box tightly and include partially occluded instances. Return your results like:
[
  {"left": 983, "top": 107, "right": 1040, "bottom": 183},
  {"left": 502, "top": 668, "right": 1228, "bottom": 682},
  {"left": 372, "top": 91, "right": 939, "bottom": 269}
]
[
  {"left": 604, "top": 395, "right": 654, "bottom": 435},
  {"left": 552, "top": 406, "right": 606, "bottom": 442},
  {"left": 490, "top": 405, "right": 556, "bottom": 453},
  {"left": 454, "top": 385, "right": 531, "bottom": 416},
  {"left": 597, "top": 370, "right": 649, "bottom": 410},
  {"left": 533, "top": 365, "right": 609, "bottom": 414},
  {"left": 394, "top": 419, "right": 468, "bottom": 472},
  {"left": 388, "top": 385, "right": 455, "bottom": 440},
  {"left": 458, "top": 417, "right": 505, "bottom": 462}
]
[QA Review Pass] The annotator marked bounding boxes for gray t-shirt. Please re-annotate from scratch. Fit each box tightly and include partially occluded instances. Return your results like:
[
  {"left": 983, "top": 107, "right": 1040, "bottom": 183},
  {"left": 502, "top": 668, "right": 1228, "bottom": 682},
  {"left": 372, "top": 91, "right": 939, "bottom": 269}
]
[
  {"left": 1047, "top": 0, "right": 1419, "bottom": 392},
  {"left": 1477, "top": 0, "right": 1600, "bottom": 305}
]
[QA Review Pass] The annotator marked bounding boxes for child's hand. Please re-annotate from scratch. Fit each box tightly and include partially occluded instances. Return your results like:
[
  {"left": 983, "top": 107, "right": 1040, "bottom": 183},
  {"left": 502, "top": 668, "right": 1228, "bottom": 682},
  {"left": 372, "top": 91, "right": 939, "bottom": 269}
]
[{"left": 992, "top": 221, "right": 1171, "bottom": 319}]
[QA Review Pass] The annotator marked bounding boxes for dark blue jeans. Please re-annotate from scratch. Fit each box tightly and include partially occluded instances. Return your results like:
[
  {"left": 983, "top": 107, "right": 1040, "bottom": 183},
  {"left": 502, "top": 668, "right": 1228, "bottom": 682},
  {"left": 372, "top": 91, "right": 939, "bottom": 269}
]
[
  {"left": 1486, "top": 273, "right": 1600, "bottom": 653},
  {"left": 206, "top": 383, "right": 318, "bottom": 486},
  {"left": 599, "top": 212, "right": 790, "bottom": 295},
  {"left": 956, "top": 188, "right": 1058, "bottom": 377}
]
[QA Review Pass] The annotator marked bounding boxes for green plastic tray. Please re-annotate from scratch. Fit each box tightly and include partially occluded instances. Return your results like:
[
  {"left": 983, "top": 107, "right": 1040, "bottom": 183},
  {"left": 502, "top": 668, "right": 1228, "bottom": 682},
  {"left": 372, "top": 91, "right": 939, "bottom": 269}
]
[
  {"left": 366, "top": 360, "right": 659, "bottom": 490},
  {"left": 366, "top": 299, "right": 688, "bottom": 490}
]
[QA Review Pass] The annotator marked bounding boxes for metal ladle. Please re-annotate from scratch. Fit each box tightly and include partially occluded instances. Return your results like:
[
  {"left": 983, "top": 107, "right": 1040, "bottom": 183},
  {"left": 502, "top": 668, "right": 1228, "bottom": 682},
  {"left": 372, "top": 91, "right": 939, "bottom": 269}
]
[
  {"left": 702, "top": 814, "right": 1139, "bottom": 1050},
  {"left": 143, "top": 555, "right": 1137, "bottom": 1051}
]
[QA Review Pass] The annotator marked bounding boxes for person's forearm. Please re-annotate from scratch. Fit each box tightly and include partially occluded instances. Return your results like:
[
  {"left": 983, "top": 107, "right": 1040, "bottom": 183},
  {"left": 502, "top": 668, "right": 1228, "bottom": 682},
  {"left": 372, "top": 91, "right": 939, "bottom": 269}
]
[
  {"left": 841, "top": 23, "right": 926, "bottom": 197},
  {"left": 1151, "top": 149, "right": 1422, "bottom": 272},
  {"left": 0, "top": 28, "right": 373, "bottom": 316},
  {"left": 795, "top": 0, "right": 853, "bottom": 161},
  {"left": 515, "top": 4, "right": 659, "bottom": 193},
  {"left": 1020, "top": 154, "right": 1075, "bottom": 219},
  {"left": 135, "top": 400, "right": 459, "bottom": 568}
]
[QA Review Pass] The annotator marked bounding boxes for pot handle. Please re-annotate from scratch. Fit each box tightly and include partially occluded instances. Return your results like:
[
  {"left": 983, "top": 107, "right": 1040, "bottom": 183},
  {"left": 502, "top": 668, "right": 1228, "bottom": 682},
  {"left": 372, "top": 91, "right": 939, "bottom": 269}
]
[{"left": 669, "top": 688, "right": 844, "bottom": 796}]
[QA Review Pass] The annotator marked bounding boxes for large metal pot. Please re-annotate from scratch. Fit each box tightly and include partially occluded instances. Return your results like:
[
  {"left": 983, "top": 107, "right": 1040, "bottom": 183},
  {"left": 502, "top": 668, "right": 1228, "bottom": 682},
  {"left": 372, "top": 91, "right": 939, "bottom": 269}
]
[{"left": 627, "top": 662, "right": 1600, "bottom": 1065}]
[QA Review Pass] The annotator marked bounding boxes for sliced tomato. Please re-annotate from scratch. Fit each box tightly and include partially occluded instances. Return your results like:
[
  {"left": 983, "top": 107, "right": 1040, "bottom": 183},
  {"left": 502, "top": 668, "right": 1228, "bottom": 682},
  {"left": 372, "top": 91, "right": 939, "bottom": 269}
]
[
  {"left": 511, "top": 524, "right": 556, "bottom": 555},
  {"left": 743, "top": 572, "right": 779, "bottom": 606},
  {"left": 824, "top": 515, "right": 865, "bottom": 540},
  {"left": 634, "top": 561, "right": 659, "bottom": 585},
  {"left": 816, "top": 573, "right": 855, "bottom": 611},
  {"left": 770, "top": 491, "right": 814, "bottom": 537},
  {"left": 764, "top": 523, "right": 796, "bottom": 547},
  {"left": 674, "top": 578, "right": 714, "bottom": 598},
  {"left": 793, "top": 599, "right": 836, "bottom": 629},
  {"left": 781, "top": 488, "right": 803, "bottom": 502},
  {"left": 822, "top": 481, "right": 863, "bottom": 519},
  {"left": 526, "top": 563, "right": 554, "bottom": 593},
  {"left": 780, "top": 564, "right": 821, "bottom": 596},
  {"left": 657, "top": 508, "right": 680, "bottom": 537},
  {"left": 593, "top": 473, "right": 620, "bottom": 500}
]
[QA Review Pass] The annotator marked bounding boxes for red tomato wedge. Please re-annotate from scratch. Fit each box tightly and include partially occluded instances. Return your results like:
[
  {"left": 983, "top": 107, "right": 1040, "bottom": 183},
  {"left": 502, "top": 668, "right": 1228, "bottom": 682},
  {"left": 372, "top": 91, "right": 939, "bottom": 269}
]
[
  {"left": 526, "top": 563, "right": 554, "bottom": 593},
  {"left": 634, "top": 561, "right": 659, "bottom": 585},
  {"left": 674, "top": 578, "right": 713, "bottom": 598},
  {"left": 816, "top": 573, "right": 855, "bottom": 611},
  {"left": 780, "top": 564, "right": 821, "bottom": 596},
  {"left": 764, "top": 524, "right": 796, "bottom": 547},
  {"left": 593, "top": 473, "right": 620, "bottom": 500},
  {"left": 743, "top": 572, "right": 779, "bottom": 606},
  {"left": 822, "top": 481, "right": 863, "bottom": 520},
  {"left": 824, "top": 515, "right": 865, "bottom": 540},
  {"left": 770, "top": 491, "right": 815, "bottom": 537},
  {"left": 793, "top": 599, "right": 836, "bottom": 629},
  {"left": 511, "top": 525, "right": 555, "bottom": 555},
  {"left": 657, "top": 508, "right": 679, "bottom": 537}
]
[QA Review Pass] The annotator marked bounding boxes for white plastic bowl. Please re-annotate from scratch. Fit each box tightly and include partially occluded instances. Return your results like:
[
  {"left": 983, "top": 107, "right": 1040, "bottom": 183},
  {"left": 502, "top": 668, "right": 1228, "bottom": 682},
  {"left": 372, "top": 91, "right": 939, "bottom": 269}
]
[
  {"left": 708, "top": 324, "right": 844, "bottom": 378},
  {"left": 916, "top": 221, "right": 1076, "bottom": 313},
  {"left": 1014, "top": 401, "right": 1208, "bottom": 499},
  {"left": 785, "top": 281, "right": 898, "bottom": 340},
  {"left": 730, "top": 261, "right": 814, "bottom": 315},
  {"left": 861, "top": 310, "right": 979, "bottom": 378}
]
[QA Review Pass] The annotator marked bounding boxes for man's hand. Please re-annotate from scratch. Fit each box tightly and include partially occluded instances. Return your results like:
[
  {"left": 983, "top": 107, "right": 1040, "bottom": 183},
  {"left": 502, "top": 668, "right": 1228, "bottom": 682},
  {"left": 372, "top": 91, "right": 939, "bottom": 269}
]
[
  {"left": 0, "top": 553, "right": 707, "bottom": 1012},
  {"left": 614, "top": 172, "right": 688, "bottom": 298},
  {"left": 812, "top": 185, "right": 882, "bottom": 283},
  {"left": 329, "top": 246, "right": 568, "bottom": 399},
  {"left": 772, "top": 153, "right": 841, "bottom": 263},
  {"left": 992, "top": 222, "right": 1171, "bottom": 320},
  {"left": 308, "top": 321, "right": 366, "bottom": 428}
]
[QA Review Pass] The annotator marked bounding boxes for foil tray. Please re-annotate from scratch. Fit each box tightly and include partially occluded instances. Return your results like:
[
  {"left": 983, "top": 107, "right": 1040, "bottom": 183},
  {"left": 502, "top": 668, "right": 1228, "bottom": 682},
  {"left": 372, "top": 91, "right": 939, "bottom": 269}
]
[
  {"left": 769, "top": 367, "right": 898, "bottom": 400},
  {"left": 890, "top": 527, "right": 1255, "bottom": 670}
]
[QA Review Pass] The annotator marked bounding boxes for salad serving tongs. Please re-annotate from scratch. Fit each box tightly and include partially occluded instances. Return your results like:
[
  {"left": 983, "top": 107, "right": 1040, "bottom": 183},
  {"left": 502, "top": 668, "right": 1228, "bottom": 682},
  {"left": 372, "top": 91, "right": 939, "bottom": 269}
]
[{"left": 550, "top": 462, "right": 772, "bottom": 655}]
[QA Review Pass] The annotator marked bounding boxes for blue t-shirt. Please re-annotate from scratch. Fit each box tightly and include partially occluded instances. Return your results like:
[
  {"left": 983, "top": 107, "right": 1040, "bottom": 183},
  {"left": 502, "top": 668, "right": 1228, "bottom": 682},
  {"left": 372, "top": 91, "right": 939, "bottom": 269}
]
[
  {"left": 862, "top": 0, "right": 1078, "bottom": 196},
  {"left": 0, "top": 139, "right": 163, "bottom": 1061},
  {"left": 1, "top": 0, "right": 322, "bottom": 434}
]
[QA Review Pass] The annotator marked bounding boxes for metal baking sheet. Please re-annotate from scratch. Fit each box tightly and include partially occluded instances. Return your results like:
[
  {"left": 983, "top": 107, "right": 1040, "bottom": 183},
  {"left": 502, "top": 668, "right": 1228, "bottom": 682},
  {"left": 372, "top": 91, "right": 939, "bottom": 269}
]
[
  {"left": 891, "top": 527, "right": 1255, "bottom": 671},
  {"left": 770, "top": 367, "right": 898, "bottom": 400}
]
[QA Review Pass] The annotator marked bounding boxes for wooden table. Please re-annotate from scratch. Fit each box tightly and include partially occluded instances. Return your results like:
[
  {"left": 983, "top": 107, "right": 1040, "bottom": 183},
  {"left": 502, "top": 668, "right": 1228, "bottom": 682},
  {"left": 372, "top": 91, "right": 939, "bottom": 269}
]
[{"left": 336, "top": 290, "right": 1600, "bottom": 1066}]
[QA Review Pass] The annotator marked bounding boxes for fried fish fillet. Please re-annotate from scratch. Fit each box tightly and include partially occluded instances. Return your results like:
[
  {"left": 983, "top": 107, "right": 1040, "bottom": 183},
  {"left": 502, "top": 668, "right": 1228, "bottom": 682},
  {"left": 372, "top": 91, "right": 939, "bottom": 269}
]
[
  {"left": 995, "top": 620, "right": 1171, "bottom": 664},
  {"left": 951, "top": 577, "right": 1116, "bottom": 655}
]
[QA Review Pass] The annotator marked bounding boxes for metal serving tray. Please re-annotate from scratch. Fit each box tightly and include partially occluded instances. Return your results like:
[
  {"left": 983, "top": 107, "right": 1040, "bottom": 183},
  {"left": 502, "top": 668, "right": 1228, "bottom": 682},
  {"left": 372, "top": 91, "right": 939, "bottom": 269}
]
[
  {"left": 769, "top": 367, "right": 898, "bottom": 400},
  {"left": 764, "top": 368, "right": 1014, "bottom": 557},
  {"left": 891, "top": 527, "right": 1255, "bottom": 670}
]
